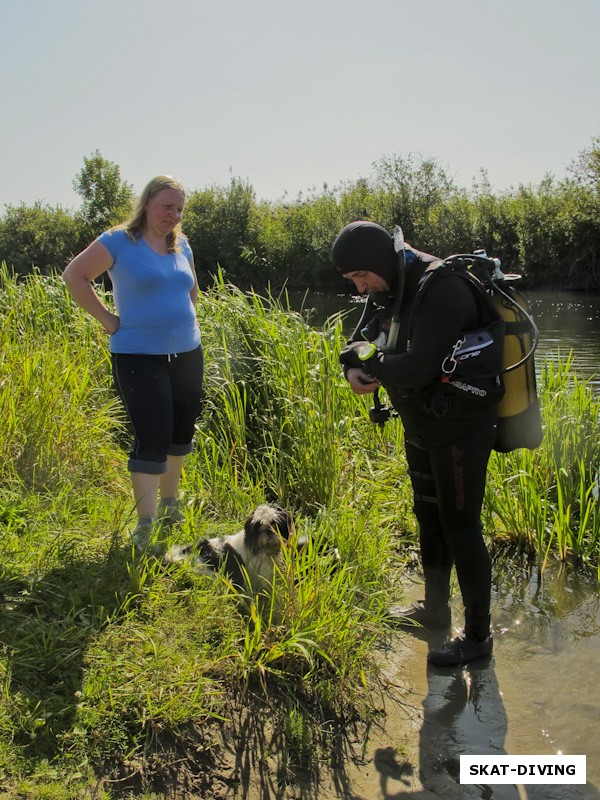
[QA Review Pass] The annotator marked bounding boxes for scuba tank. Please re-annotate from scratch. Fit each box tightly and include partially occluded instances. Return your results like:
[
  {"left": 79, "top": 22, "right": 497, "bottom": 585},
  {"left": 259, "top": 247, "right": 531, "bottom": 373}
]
[{"left": 448, "top": 250, "right": 543, "bottom": 453}]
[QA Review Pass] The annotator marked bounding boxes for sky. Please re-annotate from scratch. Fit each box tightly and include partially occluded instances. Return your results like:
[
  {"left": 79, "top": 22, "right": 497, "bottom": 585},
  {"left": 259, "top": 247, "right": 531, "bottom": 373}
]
[{"left": 1, "top": 0, "right": 599, "bottom": 211}]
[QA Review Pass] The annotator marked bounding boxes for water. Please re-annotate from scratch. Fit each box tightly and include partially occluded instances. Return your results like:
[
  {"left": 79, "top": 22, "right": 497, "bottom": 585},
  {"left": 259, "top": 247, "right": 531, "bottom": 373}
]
[
  {"left": 529, "top": 291, "right": 600, "bottom": 394},
  {"left": 341, "top": 562, "right": 600, "bottom": 799},
  {"left": 286, "top": 287, "right": 600, "bottom": 798}
]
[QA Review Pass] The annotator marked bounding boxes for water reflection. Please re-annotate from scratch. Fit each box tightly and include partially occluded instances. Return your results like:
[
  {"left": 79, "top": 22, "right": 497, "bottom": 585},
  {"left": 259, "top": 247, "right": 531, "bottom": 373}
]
[
  {"left": 530, "top": 291, "right": 600, "bottom": 393},
  {"left": 412, "top": 656, "right": 600, "bottom": 800},
  {"left": 491, "top": 561, "right": 600, "bottom": 796},
  {"left": 492, "top": 557, "right": 600, "bottom": 641},
  {"left": 417, "top": 661, "right": 518, "bottom": 800}
]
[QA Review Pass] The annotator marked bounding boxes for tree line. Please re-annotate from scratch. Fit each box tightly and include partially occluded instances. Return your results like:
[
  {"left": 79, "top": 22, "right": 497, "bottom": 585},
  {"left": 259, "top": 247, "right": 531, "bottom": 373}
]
[{"left": 1, "top": 139, "right": 599, "bottom": 291}]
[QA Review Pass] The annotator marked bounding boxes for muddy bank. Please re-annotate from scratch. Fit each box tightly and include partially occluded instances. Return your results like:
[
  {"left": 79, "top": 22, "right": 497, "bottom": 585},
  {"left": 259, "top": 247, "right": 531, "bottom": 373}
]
[
  {"left": 213, "top": 563, "right": 599, "bottom": 800},
  {"left": 134, "top": 562, "right": 599, "bottom": 799}
]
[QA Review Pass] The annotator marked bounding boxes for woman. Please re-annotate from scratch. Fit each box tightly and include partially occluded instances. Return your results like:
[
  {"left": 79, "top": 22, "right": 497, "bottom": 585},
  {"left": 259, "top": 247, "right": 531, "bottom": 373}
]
[
  {"left": 63, "top": 175, "right": 203, "bottom": 552},
  {"left": 333, "top": 221, "right": 499, "bottom": 668}
]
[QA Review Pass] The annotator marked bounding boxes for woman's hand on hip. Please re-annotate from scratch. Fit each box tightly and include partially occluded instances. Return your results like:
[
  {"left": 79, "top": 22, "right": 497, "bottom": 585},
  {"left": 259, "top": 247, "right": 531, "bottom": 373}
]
[{"left": 101, "top": 312, "right": 120, "bottom": 335}]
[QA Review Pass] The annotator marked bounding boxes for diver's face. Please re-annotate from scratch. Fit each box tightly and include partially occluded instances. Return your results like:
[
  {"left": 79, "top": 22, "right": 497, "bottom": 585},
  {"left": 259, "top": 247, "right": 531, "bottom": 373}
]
[{"left": 343, "top": 269, "right": 390, "bottom": 294}]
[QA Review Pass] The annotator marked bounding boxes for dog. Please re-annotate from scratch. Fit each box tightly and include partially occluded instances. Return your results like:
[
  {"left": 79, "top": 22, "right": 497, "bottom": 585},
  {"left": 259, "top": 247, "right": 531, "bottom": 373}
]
[{"left": 163, "top": 503, "right": 295, "bottom": 594}]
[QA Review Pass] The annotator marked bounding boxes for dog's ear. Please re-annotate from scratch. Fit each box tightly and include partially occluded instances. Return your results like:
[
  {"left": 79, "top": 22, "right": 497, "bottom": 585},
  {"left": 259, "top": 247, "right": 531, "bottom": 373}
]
[
  {"left": 244, "top": 512, "right": 263, "bottom": 554},
  {"left": 271, "top": 505, "right": 294, "bottom": 540},
  {"left": 221, "top": 542, "right": 249, "bottom": 589}
]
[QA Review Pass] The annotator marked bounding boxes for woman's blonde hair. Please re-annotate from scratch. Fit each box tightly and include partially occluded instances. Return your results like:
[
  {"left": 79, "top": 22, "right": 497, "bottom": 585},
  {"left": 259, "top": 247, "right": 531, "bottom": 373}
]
[{"left": 120, "top": 175, "right": 186, "bottom": 253}]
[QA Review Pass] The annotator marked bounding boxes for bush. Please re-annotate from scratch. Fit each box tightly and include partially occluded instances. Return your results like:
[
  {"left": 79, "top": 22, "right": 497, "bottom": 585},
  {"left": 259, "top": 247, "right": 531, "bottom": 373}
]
[{"left": 0, "top": 203, "right": 82, "bottom": 276}]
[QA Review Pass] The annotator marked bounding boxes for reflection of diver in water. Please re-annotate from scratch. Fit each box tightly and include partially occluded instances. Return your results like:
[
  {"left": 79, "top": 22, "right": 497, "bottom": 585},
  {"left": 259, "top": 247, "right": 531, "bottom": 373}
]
[
  {"left": 414, "top": 660, "right": 600, "bottom": 800},
  {"left": 419, "top": 660, "right": 520, "bottom": 800},
  {"left": 373, "top": 563, "right": 600, "bottom": 800},
  {"left": 369, "top": 655, "right": 515, "bottom": 799}
]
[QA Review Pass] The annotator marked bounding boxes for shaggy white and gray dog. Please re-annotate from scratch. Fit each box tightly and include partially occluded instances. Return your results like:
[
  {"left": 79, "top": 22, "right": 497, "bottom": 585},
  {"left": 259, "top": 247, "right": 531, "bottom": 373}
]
[{"left": 163, "top": 503, "right": 295, "bottom": 593}]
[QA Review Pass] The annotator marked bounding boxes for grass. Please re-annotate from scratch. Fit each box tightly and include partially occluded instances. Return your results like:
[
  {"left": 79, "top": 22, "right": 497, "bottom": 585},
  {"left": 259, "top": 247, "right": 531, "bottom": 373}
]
[
  {"left": 0, "top": 264, "right": 598, "bottom": 797},
  {"left": 484, "top": 350, "right": 600, "bottom": 577}
]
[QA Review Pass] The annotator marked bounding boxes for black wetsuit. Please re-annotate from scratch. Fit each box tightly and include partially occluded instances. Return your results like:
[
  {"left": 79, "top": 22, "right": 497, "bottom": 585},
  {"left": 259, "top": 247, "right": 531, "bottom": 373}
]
[{"left": 348, "top": 248, "right": 496, "bottom": 641}]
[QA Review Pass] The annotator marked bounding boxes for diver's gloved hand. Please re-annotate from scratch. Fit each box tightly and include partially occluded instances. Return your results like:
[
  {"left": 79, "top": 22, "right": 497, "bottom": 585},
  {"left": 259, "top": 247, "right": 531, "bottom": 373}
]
[{"left": 339, "top": 341, "right": 383, "bottom": 373}]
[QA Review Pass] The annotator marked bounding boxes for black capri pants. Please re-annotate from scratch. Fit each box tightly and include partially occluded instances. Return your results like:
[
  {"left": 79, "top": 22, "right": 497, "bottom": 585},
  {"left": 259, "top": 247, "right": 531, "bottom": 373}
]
[{"left": 111, "top": 344, "right": 204, "bottom": 475}]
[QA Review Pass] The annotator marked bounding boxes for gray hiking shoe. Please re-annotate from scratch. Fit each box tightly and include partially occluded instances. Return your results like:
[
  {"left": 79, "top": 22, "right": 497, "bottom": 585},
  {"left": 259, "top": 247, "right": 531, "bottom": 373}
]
[
  {"left": 130, "top": 517, "right": 166, "bottom": 556},
  {"left": 157, "top": 497, "right": 185, "bottom": 525}
]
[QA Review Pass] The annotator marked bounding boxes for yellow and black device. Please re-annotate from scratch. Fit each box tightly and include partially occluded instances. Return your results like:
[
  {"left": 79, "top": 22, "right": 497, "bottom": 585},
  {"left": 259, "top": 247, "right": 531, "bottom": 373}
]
[
  {"left": 487, "top": 278, "right": 543, "bottom": 452},
  {"left": 437, "top": 252, "right": 543, "bottom": 453}
]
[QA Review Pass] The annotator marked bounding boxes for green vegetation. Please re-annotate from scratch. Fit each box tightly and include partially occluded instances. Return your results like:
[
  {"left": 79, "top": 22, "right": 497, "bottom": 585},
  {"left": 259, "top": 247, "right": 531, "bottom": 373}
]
[
  {"left": 1, "top": 268, "right": 599, "bottom": 798},
  {"left": 486, "top": 352, "right": 600, "bottom": 575},
  {"left": 1, "top": 137, "right": 600, "bottom": 289}
]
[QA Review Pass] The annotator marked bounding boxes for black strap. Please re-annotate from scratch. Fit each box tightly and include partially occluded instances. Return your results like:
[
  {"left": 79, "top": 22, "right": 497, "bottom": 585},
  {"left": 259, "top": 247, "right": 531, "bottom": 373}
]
[
  {"left": 408, "top": 469, "right": 434, "bottom": 482},
  {"left": 413, "top": 492, "right": 438, "bottom": 505}
]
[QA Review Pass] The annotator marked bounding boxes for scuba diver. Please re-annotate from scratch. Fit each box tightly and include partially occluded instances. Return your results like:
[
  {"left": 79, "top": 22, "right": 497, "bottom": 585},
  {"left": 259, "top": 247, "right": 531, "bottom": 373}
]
[{"left": 333, "top": 220, "right": 504, "bottom": 667}]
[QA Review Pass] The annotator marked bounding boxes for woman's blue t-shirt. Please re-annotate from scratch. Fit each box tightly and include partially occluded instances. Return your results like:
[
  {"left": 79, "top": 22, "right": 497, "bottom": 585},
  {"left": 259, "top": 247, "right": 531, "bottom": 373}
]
[{"left": 98, "top": 229, "right": 201, "bottom": 355}]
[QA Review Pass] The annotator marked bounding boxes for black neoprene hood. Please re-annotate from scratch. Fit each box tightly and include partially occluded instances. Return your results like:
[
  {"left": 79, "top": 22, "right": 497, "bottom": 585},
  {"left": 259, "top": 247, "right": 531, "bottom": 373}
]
[{"left": 331, "top": 221, "right": 398, "bottom": 288}]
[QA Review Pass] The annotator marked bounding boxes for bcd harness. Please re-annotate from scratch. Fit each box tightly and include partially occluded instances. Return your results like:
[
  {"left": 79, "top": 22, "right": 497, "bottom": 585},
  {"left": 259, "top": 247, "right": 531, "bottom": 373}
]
[
  {"left": 369, "top": 250, "right": 543, "bottom": 452},
  {"left": 409, "top": 256, "right": 506, "bottom": 418}
]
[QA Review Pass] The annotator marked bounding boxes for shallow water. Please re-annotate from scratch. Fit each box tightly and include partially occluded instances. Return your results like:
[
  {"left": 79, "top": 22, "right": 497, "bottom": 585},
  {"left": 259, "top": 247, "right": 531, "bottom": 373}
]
[{"left": 353, "top": 562, "right": 600, "bottom": 799}]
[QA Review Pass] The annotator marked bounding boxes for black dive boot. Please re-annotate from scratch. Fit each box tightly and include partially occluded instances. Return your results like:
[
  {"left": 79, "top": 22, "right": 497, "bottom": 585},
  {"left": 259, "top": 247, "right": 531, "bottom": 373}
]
[
  {"left": 388, "top": 563, "right": 452, "bottom": 630},
  {"left": 426, "top": 633, "right": 493, "bottom": 667},
  {"left": 427, "top": 614, "right": 492, "bottom": 667}
]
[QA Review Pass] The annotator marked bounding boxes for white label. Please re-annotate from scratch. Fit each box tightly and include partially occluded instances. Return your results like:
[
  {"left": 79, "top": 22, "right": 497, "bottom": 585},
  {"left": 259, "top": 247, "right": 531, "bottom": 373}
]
[{"left": 460, "top": 755, "right": 586, "bottom": 784}]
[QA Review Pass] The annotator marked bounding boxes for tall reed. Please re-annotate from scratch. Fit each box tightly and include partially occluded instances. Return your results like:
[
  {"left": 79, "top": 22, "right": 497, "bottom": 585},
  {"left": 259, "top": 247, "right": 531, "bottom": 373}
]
[
  {"left": 486, "top": 350, "right": 600, "bottom": 575},
  {"left": 0, "top": 264, "right": 125, "bottom": 493},
  {"left": 187, "top": 276, "right": 361, "bottom": 514}
]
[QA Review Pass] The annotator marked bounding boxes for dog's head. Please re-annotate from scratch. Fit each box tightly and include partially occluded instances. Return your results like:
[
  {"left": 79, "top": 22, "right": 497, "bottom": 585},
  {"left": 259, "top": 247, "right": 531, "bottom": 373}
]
[{"left": 244, "top": 504, "right": 294, "bottom": 557}]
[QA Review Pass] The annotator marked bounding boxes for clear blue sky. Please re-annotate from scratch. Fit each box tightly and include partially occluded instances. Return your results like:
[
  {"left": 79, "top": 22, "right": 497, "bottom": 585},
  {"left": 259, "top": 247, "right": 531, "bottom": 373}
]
[{"left": 1, "top": 0, "right": 599, "bottom": 210}]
